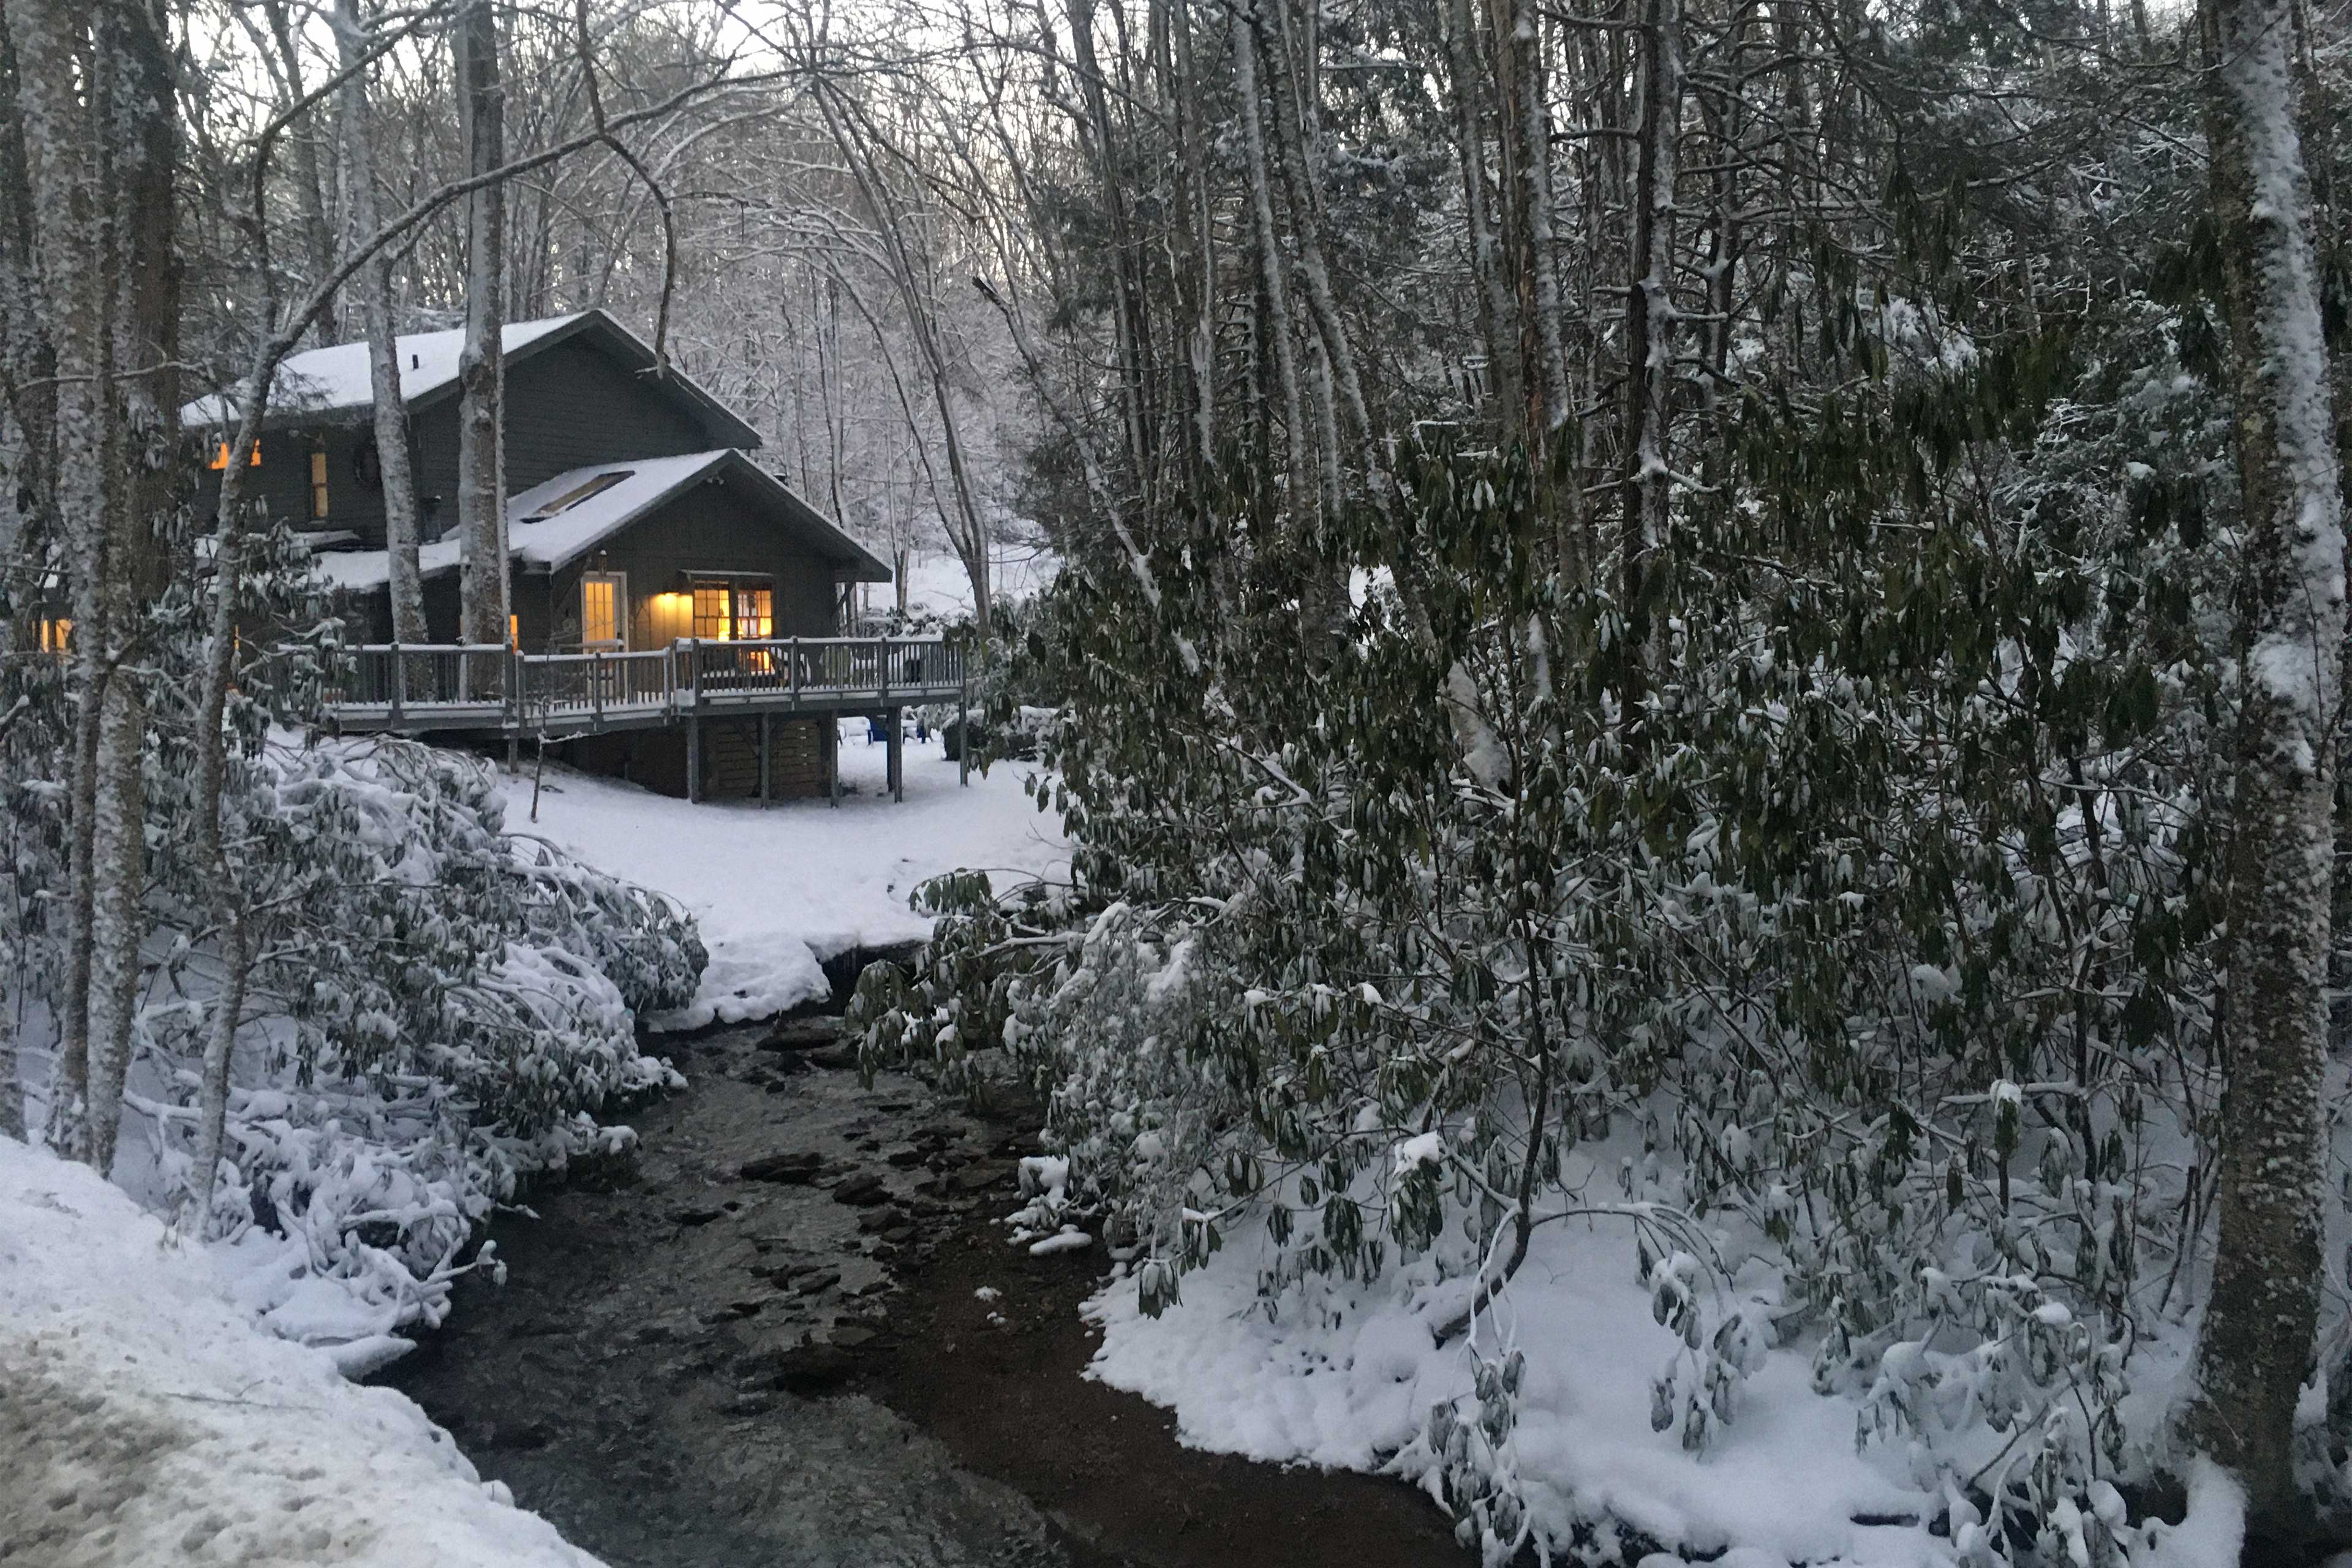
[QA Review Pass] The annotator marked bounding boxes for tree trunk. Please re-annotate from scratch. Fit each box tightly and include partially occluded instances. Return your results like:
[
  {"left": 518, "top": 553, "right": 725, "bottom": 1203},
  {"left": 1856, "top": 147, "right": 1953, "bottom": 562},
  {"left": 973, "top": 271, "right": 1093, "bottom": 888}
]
[
  {"left": 1229, "top": 1, "right": 1311, "bottom": 537},
  {"left": 456, "top": 0, "right": 508, "bottom": 647},
  {"left": 338, "top": 0, "right": 426, "bottom": 641},
  {"left": 1487, "top": 0, "right": 1566, "bottom": 449},
  {"left": 190, "top": 911, "right": 247, "bottom": 1234},
  {"left": 2185, "top": 0, "right": 2345, "bottom": 1534},
  {"left": 1445, "top": 0, "right": 1516, "bottom": 429},
  {"left": 262, "top": 0, "right": 339, "bottom": 343},
  {"left": 9, "top": 0, "right": 175, "bottom": 1169},
  {"left": 1619, "top": 0, "right": 1679, "bottom": 735},
  {"left": 81, "top": 673, "right": 144, "bottom": 1177}
]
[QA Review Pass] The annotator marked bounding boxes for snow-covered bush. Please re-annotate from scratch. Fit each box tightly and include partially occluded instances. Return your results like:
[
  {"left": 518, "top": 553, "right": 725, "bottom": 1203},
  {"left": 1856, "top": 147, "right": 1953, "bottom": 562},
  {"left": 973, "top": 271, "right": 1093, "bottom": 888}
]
[
  {"left": 2, "top": 530, "right": 703, "bottom": 1348},
  {"left": 129, "top": 737, "right": 696, "bottom": 1338}
]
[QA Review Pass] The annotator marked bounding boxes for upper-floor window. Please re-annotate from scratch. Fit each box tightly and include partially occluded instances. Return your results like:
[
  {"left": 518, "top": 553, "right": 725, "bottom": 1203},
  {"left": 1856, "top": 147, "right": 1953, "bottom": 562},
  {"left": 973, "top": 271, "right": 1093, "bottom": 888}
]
[
  {"left": 310, "top": 447, "right": 330, "bottom": 519},
  {"left": 208, "top": 440, "right": 261, "bottom": 470}
]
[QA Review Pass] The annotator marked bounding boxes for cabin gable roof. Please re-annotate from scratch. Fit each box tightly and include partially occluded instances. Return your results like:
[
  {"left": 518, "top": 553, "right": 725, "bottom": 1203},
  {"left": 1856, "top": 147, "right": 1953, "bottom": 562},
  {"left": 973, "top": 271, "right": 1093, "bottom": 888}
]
[
  {"left": 182, "top": 309, "right": 761, "bottom": 450},
  {"left": 310, "top": 449, "right": 889, "bottom": 594}
]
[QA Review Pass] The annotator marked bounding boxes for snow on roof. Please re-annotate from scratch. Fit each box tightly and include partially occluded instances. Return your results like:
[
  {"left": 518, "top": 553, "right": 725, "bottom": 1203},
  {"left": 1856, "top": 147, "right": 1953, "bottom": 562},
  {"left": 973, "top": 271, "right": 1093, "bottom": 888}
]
[
  {"left": 307, "top": 450, "right": 889, "bottom": 591},
  {"left": 183, "top": 315, "right": 583, "bottom": 428}
]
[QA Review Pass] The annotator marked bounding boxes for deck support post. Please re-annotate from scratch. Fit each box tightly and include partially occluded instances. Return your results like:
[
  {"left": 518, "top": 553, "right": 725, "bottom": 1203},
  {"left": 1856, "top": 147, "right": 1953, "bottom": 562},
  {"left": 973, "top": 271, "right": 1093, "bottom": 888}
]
[
  {"left": 957, "top": 668, "right": 969, "bottom": 788},
  {"left": 507, "top": 734, "right": 519, "bottom": 772},
  {"left": 388, "top": 641, "right": 404, "bottom": 726},
  {"left": 759, "top": 712, "right": 772, "bottom": 809},
  {"left": 830, "top": 717, "right": 841, "bottom": 809},
  {"left": 887, "top": 706, "right": 903, "bottom": 802},
  {"left": 687, "top": 715, "right": 701, "bottom": 804}
]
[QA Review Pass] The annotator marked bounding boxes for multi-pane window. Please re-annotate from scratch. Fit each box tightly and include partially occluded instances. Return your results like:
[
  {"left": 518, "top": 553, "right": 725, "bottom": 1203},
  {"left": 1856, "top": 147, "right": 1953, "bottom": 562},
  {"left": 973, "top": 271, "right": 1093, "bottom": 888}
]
[
  {"left": 36, "top": 617, "right": 70, "bottom": 652},
  {"left": 691, "top": 582, "right": 772, "bottom": 640},
  {"left": 735, "top": 586, "right": 772, "bottom": 639},
  {"left": 310, "top": 447, "right": 330, "bottom": 519},
  {"left": 692, "top": 584, "right": 731, "bottom": 641},
  {"left": 208, "top": 440, "right": 260, "bottom": 470},
  {"left": 581, "top": 573, "right": 625, "bottom": 649}
]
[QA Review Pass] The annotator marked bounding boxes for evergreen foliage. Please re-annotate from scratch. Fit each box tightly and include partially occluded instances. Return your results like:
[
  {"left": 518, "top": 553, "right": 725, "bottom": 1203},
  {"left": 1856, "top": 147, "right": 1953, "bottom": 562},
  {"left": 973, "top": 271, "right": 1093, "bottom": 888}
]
[{"left": 858, "top": 21, "right": 2352, "bottom": 1555}]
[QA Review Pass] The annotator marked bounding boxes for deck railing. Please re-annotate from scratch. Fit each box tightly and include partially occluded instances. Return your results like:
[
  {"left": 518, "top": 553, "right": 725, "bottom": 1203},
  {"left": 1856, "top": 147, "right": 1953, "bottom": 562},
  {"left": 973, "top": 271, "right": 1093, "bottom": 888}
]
[{"left": 315, "top": 635, "right": 968, "bottom": 733}]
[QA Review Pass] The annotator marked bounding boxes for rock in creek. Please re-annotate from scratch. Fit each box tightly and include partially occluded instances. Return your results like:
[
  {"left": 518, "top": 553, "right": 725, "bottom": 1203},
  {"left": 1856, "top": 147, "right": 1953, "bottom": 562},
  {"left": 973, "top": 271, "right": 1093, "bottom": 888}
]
[
  {"left": 739, "top": 1150, "right": 826, "bottom": 1183},
  {"left": 758, "top": 1017, "right": 843, "bottom": 1052},
  {"left": 742, "top": 1341, "right": 858, "bottom": 1395},
  {"left": 831, "top": 1172, "right": 891, "bottom": 1207}
]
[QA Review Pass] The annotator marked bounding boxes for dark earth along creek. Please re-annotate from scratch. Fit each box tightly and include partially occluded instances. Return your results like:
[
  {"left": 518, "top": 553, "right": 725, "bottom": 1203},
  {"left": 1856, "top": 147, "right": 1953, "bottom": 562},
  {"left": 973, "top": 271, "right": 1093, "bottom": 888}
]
[{"left": 382, "top": 1010, "right": 1469, "bottom": 1568}]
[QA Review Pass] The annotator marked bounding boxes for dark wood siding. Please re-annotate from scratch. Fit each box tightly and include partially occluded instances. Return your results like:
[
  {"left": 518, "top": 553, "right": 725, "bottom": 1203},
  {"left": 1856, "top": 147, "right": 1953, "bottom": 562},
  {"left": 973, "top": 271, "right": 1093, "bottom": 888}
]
[
  {"left": 562, "top": 717, "right": 831, "bottom": 801},
  {"left": 501, "top": 339, "right": 709, "bottom": 492},
  {"left": 191, "top": 424, "right": 334, "bottom": 540},
  {"left": 541, "top": 475, "right": 842, "bottom": 652}
]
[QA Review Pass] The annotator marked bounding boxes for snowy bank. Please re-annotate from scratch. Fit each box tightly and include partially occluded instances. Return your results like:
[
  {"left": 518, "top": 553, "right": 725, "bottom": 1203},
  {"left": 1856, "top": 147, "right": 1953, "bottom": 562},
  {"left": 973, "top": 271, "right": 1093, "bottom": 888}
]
[
  {"left": 1083, "top": 1148, "right": 2235, "bottom": 1568},
  {"left": 0, "top": 1135, "right": 600, "bottom": 1568},
  {"left": 513, "top": 726, "right": 1068, "bottom": 1030}
]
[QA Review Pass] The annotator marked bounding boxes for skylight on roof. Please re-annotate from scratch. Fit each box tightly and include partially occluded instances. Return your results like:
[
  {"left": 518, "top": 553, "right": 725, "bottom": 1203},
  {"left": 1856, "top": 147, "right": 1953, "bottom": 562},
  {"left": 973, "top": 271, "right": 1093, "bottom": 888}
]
[{"left": 524, "top": 470, "right": 633, "bottom": 521}]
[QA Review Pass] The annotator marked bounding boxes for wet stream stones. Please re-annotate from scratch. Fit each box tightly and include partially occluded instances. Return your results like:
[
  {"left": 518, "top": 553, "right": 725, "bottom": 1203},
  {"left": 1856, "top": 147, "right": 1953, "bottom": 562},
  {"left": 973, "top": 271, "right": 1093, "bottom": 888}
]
[{"left": 381, "top": 1020, "right": 1068, "bottom": 1568}]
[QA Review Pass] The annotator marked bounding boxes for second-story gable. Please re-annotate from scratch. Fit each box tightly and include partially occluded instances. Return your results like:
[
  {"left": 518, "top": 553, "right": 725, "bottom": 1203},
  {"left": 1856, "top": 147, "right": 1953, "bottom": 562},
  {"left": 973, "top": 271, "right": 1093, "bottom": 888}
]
[{"left": 186, "top": 310, "right": 758, "bottom": 551}]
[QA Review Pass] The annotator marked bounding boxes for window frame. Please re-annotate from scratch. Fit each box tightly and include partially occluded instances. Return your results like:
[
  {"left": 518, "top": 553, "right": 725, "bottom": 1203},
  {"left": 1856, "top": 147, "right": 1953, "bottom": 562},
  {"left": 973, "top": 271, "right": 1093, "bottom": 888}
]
[
  {"left": 579, "top": 570, "right": 628, "bottom": 650},
  {"left": 309, "top": 445, "right": 330, "bottom": 520}
]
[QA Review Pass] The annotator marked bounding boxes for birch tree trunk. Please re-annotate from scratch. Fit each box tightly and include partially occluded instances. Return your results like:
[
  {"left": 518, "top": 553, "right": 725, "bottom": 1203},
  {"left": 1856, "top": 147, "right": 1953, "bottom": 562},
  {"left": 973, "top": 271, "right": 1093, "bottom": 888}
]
[
  {"left": 456, "top": 0, "right": 509, "bottom": 648},
  {"left": 6, "top": 0, "right": 176, "bottom": 1170},
  {"left": 337, "top": 0, "right": 426, "bottom": 641},
  {"left": 7, "top": 0, "right": 104, "bottom": 1156},
  {"left": 2185, "top": 0, "right": 2346, "bottom": 1532}
]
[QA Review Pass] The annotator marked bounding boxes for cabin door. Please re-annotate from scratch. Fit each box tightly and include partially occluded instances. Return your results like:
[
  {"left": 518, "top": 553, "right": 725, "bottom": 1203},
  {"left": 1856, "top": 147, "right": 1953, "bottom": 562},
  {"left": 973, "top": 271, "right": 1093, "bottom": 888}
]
[{"left": 581, "top": 571, "right": 627, "bottom": 650}]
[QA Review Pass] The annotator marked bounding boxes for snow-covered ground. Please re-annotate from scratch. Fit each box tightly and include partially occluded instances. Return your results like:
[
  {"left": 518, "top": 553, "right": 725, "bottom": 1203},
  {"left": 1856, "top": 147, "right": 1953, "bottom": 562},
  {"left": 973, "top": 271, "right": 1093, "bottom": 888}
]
[
  {"left": 0, "top": 1134, "right": 599, "bottom": 1568},
  {"left": 854, "top": 545, "right": 1059, "bottom": 624},
  {"left": 513, "top": 725, "right": 1068, "bottom": 1030},
  {"left": 1082, "top": 1152, "right": 2236, "bottom": 1568}
]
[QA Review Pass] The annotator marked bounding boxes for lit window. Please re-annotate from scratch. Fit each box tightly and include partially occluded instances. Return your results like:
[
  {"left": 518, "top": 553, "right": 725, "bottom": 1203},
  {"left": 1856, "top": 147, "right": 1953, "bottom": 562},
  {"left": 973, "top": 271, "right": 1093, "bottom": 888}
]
[
  {"left": 310, "top": 448, "right": 330, "bottom": 519},
  {"left": 690, "top": 582, "right": 771, "bottom": 641},
  {"left": 36, "top": 617, "right": 71, "bottom": 652},
  {"left": 508, "top": 614, "right": 519, "bottom": 650},
  {"left": 581, "top": 573, "right": 625, "bottom": 648},
  {"left": 692, "top": 583, "right": 733, "bottom": 641},
  {"left": 209, "top": 440, "right": 262, "bottom": 470},
  {"left": 735, "top": 586, "right": 772, "bottom": 639},
  {"left": 524, "top": 471, "right": 633, "bottom": 522}
]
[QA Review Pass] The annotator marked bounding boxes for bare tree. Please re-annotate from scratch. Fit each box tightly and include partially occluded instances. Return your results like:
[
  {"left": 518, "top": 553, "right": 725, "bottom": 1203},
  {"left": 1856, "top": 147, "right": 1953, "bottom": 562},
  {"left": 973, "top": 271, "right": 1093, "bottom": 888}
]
[
  {"left": 456, "top": 0, "right": 510, "bottom": 647},
  {"left": 4, "top": 0, "right": 178, "bottom": 1172},
  {"left": 2184, "top": 0, "right": 2345, "bottom": 1533},
  {"left": 338, "top": 0, "right": 428, "bottom": 642}
]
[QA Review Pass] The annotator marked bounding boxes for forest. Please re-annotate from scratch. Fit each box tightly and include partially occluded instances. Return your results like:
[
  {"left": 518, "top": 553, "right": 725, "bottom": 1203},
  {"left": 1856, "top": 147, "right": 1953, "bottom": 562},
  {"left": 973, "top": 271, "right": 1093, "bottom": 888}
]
[{"left": 2, "top": 0, "right": 2349, "bottom": 1559}]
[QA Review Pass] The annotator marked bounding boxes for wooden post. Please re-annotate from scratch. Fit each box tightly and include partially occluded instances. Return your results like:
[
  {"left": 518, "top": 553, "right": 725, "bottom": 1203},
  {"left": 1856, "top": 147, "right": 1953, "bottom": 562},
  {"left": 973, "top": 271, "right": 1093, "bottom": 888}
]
[
  {"left": 887, "top": 706, "right": 903, "bottom": 802},
  {"left": 789, "top": 635, "right": 801, "bottom": 708},
  {"left": 687, "top": 713, "right": 701, "bottom": 804},
  {"left": 591, "top": 648, "right": 605, "bottom": 730},
  {"left": 829, "top": 715, "right": 840, "bottom": 809},
  {"left": 759, "top": 710, "right": 772, "bottom": 809},
  {"left": 389, "top": 641, "right": 405, "bottom": 725},
  {"left": 957, "top": 668, "right": 969, "bottom": 788}
]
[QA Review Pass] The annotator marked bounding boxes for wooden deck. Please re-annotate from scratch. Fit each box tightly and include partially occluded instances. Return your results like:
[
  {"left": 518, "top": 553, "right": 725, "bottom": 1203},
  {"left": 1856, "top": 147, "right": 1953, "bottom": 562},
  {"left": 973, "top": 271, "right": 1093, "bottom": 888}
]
[{"left": 317, "top": 636, "right": 971, "bottom": 801}]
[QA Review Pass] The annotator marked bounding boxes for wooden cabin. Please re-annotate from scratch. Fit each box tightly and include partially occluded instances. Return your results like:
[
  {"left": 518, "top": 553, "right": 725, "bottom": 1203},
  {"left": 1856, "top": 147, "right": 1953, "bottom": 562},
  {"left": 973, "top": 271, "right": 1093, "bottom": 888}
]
[{"left": 184, "top": 311, "right": 922, "bottom": 802}]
